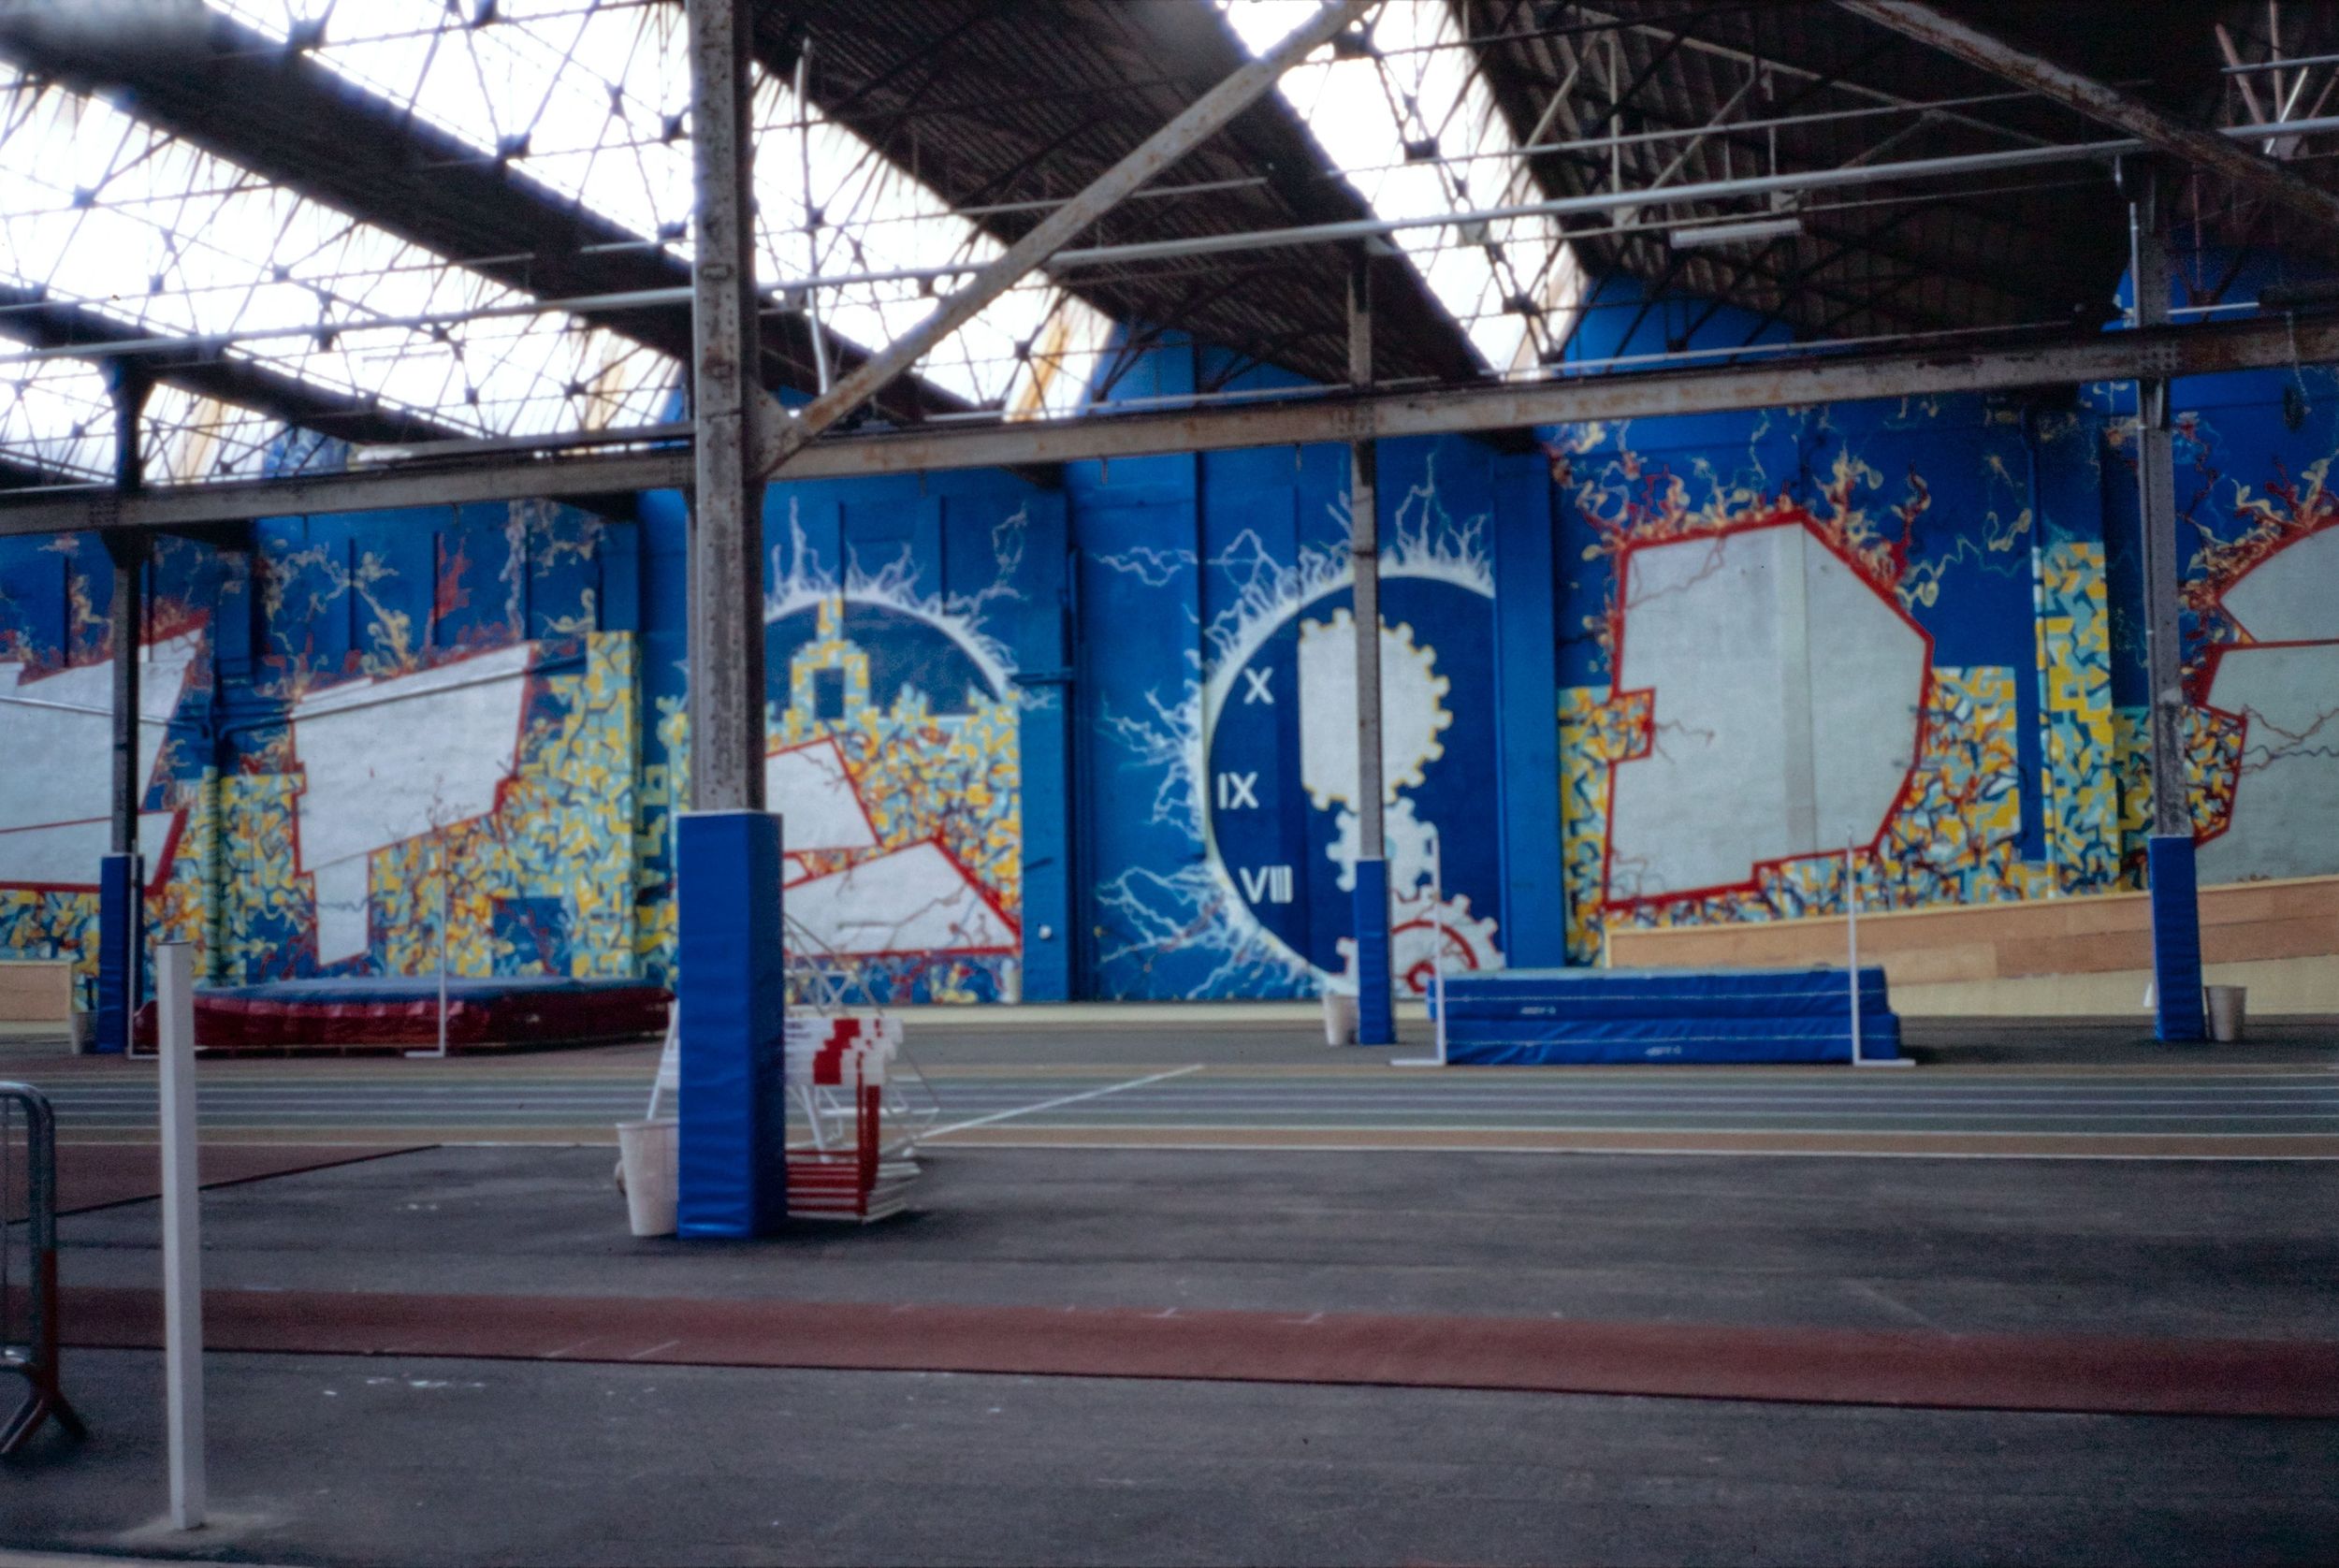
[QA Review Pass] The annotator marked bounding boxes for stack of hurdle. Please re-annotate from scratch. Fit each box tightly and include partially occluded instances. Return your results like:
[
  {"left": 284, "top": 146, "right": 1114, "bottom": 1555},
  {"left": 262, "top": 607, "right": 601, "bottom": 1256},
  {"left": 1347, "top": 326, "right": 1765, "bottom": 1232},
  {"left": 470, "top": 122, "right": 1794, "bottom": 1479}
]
[
  {"left": 1432, "top": 966, "right": 1900, "bottom": 1065},
  {"left": 781, "top": 1015, "right": 920, "bottom": 1222}
]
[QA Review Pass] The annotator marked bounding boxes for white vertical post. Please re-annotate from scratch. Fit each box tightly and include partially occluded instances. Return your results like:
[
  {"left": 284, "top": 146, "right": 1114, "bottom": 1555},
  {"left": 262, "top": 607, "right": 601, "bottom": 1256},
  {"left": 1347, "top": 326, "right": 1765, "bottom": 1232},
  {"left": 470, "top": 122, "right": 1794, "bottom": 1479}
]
[
  {"left": 156, "top": 941, "right": 205, "bottom": 1531},
  {"left": 1845, "top": 840, "right": 1863, "bottom": 1067},
  {"left": 436, "top": 826, "right": 450, "bottom": 1059}
]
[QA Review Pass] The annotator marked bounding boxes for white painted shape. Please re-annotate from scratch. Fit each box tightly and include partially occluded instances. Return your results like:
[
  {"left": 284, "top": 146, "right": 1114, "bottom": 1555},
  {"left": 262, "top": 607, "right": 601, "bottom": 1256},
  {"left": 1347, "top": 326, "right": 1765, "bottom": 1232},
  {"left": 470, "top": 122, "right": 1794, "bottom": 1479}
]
[
  {"left": 1606, "top": 524, "right": 1926, "bottom": 899},
  {"left": 784, "top": 841, "right": 1015, "bottom": 955},
  {"left": 311, "top": 857, "right": 372, "bottom": 965},
  {"left": 289, "top": 643, "right": 532, "bottom": 874},
  {"left": 1296, "top": 608, "right": 1450, "bottom": 810},
  {"left": 1803, "top": 534, "right": 1927, "bottom": 846},
  {"left": 1608, "top": 528, "right": 1794, "bottom": 899},
  {"left": 2200, "top": 642, "right": 2339, "bottom": 883},
  {"left": 0, "top": 812, "right": 177, "bottom": 887},
  {"left": 765, "top": 737, "right": 879, "bottom": 851},
  {"left": 2222, "top": 526, "right": 2339, "bottom": 642},
  {"left": 0, "top": 630, "right": 199, "bottom": 834}
]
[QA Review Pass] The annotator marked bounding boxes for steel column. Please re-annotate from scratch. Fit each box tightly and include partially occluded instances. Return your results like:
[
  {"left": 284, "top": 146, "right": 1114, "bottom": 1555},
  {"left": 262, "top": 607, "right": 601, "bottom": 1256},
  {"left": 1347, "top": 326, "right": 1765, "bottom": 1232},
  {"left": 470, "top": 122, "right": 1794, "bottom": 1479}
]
[
  {"left": 99, "top": 369, "right": 150, "bottom": 1057},
  {"left": 755, "top": 0, "right": 1373, "bottom": 482},
  {"left": 2128, "top": 178, "right": 2205, "bottom": 1040},
  {"left": 104, "top": 371, "right": 148, "bottom": 859},
  {"left": 684, "top": 0, "right": 766, "bottom": 812},
  {"left": 1348, "top": 249, "right": 1394, "bottom": 1047}
]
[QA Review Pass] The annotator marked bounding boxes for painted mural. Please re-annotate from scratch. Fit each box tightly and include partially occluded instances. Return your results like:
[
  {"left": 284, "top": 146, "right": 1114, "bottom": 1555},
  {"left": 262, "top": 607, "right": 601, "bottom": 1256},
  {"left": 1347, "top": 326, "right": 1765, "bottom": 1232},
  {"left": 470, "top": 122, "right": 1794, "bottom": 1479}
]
[
  {"left": 0, "top": 498, "right": 640, "bottom": 1002},
  {"left": 754, "top": 498, "right": 1027, "bottom": 1004},
  {"left": 1553, "top": 400, "right": 2055, "bottom": 961},
  {"left": 1084, "top": 442, "right": 1510, "bottom": 1000},
  {"left": 4, "top": 336, "right": 2337, "bottom": 1008}
]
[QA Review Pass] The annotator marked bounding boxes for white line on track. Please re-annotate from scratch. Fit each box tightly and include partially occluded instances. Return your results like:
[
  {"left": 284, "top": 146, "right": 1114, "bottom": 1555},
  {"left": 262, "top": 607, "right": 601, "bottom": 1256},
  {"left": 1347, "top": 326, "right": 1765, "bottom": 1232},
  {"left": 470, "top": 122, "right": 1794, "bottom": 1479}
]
[{"left": 923, "top": 1064, "right": 1204, "bottom": 1139}]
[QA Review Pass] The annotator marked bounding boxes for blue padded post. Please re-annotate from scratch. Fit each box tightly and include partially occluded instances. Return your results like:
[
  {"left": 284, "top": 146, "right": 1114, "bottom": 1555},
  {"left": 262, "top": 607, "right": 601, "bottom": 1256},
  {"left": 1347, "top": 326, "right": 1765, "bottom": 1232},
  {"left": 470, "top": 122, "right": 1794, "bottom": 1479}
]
[
  {"left": 1352, "top": 858, "right": 1394, "bottom": 1046},
  {"left": 2147, "top": 834, "right": 2206, "bottom": 1042},
  {"left": 676, "top": 810, "right": 789, "bottom": 1238},
  {"left": 94, "top": 852, "right": 140, "bottom": 1055}
]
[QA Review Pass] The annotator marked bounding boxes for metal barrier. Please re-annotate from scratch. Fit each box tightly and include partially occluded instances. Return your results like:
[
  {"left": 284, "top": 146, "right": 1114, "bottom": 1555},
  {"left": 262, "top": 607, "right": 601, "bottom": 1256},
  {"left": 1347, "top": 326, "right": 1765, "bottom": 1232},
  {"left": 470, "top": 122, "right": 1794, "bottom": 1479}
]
[{"left": 2, "top": 1082, "right": 82, "bottom": 1454}]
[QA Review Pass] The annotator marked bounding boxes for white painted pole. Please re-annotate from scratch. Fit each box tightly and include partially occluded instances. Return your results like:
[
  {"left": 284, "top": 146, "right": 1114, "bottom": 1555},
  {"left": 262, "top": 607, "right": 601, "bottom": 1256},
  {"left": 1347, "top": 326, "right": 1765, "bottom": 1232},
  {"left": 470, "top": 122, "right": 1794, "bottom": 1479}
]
[
  {"left": 436, "top": 826, "right": 450, "bottom": 1060},
  {"left": 156, "top": 941, "right": 206, "bottom": 1531},
  {"left": 1845, "top": 839, "right": 1863, "bottom": 1067}
]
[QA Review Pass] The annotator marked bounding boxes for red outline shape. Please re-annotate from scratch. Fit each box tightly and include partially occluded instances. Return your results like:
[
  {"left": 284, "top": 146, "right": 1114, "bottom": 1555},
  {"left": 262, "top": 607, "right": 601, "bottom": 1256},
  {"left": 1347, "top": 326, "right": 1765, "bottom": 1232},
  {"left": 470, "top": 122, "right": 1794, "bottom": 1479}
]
[
  {"left": 0, "top": 620, "right": 209, "bottom": 899},
  {"left": 1597, "top": 513, "right": 1936, "bottom": 914},
  {"left": 763, "top": 733, "right": 883, "bottom": 852},
  {"left": 787, "top": 835, "right": 1019, "bottom": 960},
  {"left": 284, "top": 642, "right": 541, "bottom": 967}
]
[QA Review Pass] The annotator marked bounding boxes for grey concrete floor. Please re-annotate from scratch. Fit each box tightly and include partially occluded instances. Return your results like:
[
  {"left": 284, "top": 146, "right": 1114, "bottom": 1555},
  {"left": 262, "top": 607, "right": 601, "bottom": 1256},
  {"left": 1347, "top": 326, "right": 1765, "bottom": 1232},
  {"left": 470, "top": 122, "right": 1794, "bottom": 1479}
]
[
  {"left": 7, "top": 1349, "right": 2338, "bottom": 1567},
  {"left": 56, "top": 1144, "right": 2339, "bottom": 1339}
]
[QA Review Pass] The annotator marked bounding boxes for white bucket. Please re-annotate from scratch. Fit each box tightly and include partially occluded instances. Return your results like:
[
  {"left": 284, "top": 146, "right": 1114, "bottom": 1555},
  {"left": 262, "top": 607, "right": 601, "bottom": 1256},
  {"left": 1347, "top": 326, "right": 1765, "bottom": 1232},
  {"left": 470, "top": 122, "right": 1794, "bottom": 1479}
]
[
  {"left": 616, "top": 1120, "right": 678, "bottom": 1237},
  {"left": 1321, "top": 992, "right": 1357, "bottom": 1047},
  {"left": 2206, "top": 984, "right": 2248, "bottom": 1043}
]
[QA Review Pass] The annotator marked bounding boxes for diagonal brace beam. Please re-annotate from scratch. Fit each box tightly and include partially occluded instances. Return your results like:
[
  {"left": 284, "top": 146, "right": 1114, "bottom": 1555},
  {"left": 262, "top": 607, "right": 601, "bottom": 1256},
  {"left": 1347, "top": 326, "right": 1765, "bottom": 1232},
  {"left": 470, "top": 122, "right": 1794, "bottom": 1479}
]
[
  {"left": 1838, "top": 0, "right": 2339, "bottom": 240},
  {"left": 753, "top": 0, "right": 1373, "bottom": 481}
]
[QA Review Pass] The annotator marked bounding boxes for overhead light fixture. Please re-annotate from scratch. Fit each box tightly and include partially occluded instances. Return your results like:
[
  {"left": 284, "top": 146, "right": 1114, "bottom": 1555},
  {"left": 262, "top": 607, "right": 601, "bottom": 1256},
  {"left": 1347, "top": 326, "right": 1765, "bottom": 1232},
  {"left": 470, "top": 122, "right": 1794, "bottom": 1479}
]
[{"left": 1668, "top": 216, "right": 1806, "bottom": 250}]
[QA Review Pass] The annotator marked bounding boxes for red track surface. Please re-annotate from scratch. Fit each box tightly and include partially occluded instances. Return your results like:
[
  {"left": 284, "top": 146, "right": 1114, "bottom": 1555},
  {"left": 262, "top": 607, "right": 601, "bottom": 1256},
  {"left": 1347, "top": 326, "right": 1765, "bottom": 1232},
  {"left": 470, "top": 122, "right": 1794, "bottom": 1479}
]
[{"left": 58, "top": 1285, "right": 2339, "bottom": 1418}]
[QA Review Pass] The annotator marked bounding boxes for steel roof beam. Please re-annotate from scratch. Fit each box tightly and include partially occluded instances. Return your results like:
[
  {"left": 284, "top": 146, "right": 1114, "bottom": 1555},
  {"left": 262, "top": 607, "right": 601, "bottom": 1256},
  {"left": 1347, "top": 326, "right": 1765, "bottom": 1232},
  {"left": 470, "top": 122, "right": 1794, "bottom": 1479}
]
[
  {"left": 7, "top": 312, "right": 2331, "bottom": 538},
  {"left": 0, "top": 286, "right": 455, "bottom": 450},
  {"left": 756, "top": 0, "right": 1376, "bottom": 480},
  {"left": 1839, "top": 0, "right": 2339, "bottom": 240}
]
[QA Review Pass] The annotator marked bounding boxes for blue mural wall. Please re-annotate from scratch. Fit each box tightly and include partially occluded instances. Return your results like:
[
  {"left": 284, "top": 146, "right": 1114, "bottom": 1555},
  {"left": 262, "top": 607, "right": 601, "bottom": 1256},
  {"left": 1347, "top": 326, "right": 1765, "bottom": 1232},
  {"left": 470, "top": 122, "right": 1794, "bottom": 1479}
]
[{"left": 4, "top": 257, "right": 2337, "bottom": 1004}]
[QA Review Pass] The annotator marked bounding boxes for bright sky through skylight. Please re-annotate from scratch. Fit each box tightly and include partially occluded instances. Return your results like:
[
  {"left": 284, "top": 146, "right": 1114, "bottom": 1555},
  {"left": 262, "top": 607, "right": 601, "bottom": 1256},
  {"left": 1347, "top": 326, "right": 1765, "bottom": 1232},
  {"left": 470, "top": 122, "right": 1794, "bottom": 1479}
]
[
  {"left": 0, "top": 58, "right": 677, "bottom": 450},
  {"left": 207, "top": 0, "right": 1113, "bottom": 415},
  {"left": 1219, "top": 0, "right": 1583, "bottom": 375}
]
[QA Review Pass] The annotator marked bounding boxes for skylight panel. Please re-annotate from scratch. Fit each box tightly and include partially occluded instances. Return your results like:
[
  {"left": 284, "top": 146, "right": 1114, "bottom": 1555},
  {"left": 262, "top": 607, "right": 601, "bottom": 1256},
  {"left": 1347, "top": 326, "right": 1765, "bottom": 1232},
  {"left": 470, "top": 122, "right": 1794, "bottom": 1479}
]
[
  {"left": 1219, "top": 0, "right": 1584, "bottom": 377},
  {"left": 0, "top": 363, "right": 292, "bottom": 486},
  {"left": 211, "top": 0, "right": 1117, "bottom": 415},
  {"left": 0, "top": 63, "right": 680, "bottom": 450}
]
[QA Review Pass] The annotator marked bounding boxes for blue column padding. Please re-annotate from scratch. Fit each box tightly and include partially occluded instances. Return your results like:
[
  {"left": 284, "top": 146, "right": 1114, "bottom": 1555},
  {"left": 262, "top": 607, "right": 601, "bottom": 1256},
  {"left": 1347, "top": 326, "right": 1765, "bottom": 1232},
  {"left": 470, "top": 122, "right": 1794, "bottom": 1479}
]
[
  {"left": 2147, "top": 835, "right": 2206, "bottom": 1042},
  {"left": 95, "top": 853, "right": 139, "bottom": 1054},
  {"left": 1353, "top": 858, "right": 1394, "bottom": 1046},
  {"left": 676, "top": 810, "right": 789, "bottom": 1238},
  {"left": 1489, "top": 457, "right": 1568, "bottom": 966},
  {"left": 1008, "top": 493, "right": 1074, "bottom": 1002}
]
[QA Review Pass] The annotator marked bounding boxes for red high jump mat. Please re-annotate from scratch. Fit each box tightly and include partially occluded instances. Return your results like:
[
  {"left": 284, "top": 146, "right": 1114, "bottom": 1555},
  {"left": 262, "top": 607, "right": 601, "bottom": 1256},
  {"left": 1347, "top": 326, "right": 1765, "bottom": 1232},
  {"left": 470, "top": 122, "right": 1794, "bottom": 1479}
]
[{"left": 132, "top": 976, "right": 671, "bottom": 1053}]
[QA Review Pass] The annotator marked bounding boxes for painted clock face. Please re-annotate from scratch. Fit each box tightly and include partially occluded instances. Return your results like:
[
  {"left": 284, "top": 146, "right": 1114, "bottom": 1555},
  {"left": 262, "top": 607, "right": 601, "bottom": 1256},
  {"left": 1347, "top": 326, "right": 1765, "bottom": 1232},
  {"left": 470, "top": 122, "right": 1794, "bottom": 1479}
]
[{"left": 1202, "top": 570, "right": 1505, "bottom": 989}]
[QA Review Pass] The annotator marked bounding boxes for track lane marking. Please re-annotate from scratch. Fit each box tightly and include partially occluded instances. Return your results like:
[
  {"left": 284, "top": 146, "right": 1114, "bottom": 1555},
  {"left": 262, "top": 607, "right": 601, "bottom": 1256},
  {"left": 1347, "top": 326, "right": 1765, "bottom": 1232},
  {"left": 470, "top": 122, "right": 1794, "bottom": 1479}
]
[{"left": 923, "top": 1064, "right": 1204, "bottom": 1139}]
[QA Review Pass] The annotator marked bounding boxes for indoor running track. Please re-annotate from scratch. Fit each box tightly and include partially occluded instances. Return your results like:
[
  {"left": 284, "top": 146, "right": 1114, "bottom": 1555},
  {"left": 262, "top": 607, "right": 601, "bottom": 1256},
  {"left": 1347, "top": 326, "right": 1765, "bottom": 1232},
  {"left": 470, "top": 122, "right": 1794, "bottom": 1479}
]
[{"left": 24, "top": 1059, "right": 2339, "bottom": 1158}]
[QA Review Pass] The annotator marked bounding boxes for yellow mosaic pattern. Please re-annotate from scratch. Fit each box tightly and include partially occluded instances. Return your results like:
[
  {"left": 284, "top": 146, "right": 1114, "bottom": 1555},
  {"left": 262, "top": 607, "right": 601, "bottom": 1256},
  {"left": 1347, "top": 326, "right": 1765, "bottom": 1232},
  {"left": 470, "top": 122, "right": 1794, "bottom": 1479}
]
[{"left": 2034, "top": 542, "right": 2121, "bottom": 893}]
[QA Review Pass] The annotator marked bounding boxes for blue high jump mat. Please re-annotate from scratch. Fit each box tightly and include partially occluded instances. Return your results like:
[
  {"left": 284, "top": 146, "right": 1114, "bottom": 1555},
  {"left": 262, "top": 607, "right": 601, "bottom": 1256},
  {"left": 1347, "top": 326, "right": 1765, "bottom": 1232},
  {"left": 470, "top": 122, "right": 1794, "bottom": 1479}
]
[{"left": 1433, "top": 966, "right": 1900, "bottom": 1065}]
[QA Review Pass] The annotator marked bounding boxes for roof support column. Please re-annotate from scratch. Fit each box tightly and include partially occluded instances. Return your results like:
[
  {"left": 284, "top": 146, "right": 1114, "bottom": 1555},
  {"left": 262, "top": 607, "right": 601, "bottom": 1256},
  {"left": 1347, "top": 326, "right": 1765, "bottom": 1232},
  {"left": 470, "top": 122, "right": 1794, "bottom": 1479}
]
[
  {"left": 2128, "top": 169, "right": 2205, "bottom": 1041},
  {"left": 676, "top": 0, "right": 787, "bottom": 1241},
  {"left": 685, "top": 0, "right": 766, "bottom": 814},
  {"left": 99, "top": 367, "right": 151, "bottom": 1054},
  {"left": 1348, "top": 247, "right": 1394, "bottom": 1047}
]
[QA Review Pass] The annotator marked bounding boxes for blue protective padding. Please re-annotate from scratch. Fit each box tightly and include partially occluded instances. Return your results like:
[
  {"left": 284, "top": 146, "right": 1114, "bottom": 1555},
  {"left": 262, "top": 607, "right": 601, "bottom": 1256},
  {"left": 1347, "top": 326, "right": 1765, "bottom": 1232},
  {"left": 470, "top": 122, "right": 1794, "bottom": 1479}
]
[
  {"left": 1489, "top": 457, "right": 1568, "bottom": 967},
  {"left": 1446, "top": 1024, "right": 1896, "bottom": 1067},
  {"left": 1432, "top": 965, "right": 1899, "bottom": 1064},
  {"left": 676, "top": 810, "right": 789, "bottom": 1239},
  {"left": 94, "top": 852, "right": 140, "bottom": 1055},
  {"left": 1351, "top": 858, "right": 1394, "bottom": 1045},
  {"left": 2147, "top": 835, "right": 2206, "bottom": 1042}
]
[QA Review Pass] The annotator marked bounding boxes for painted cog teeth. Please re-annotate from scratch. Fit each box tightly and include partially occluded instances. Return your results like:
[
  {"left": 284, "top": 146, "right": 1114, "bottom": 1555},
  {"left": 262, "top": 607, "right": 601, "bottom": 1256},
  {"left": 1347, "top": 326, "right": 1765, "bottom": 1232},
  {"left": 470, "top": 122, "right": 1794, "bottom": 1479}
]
[{"left": 1296, "top": 608, "right": 1451, "bottom": 811}]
